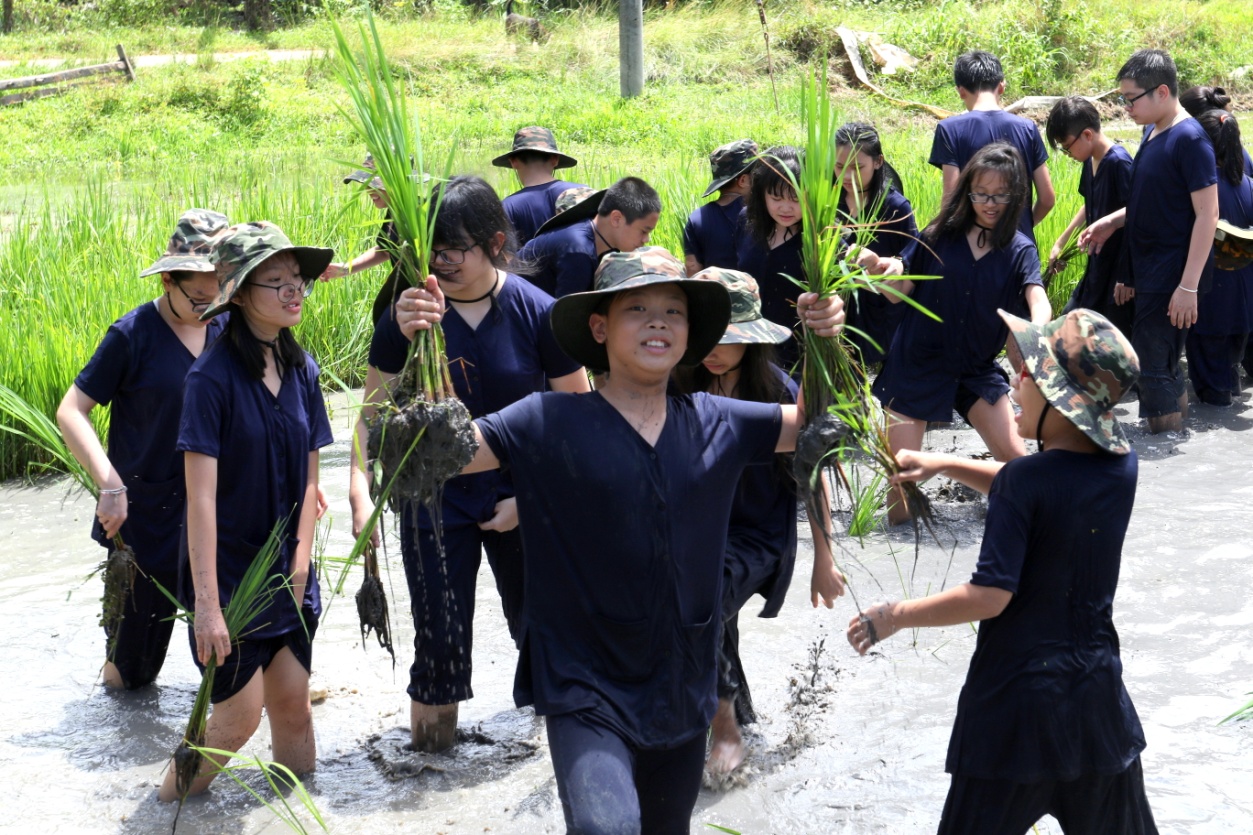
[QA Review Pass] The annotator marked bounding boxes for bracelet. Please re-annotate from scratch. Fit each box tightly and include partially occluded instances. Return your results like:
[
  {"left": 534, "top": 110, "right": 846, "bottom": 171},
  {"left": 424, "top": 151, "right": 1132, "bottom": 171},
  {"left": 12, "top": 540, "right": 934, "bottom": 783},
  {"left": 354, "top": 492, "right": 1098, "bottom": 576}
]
[
  {"left": 1178, "top": 285, "right": 1198, "bottom": 294},
  {"left": 100, "top": 485, "right": 127, "bottom": 495}
]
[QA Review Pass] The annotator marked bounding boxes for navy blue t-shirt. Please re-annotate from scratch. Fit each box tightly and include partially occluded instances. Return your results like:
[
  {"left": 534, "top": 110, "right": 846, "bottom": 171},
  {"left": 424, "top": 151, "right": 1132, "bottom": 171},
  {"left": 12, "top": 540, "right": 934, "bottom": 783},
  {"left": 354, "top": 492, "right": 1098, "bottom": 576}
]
[
  {"left": 518, "top": 220, "right": 598, "bottom": 298},
  {"left": 503, "top": 179, "right": 587, "bottom": 247},
  {"left": 1195, "top": 174, "right": 1253, "bottom": 336},
  {"left": 477, "top": 391, "right": 781, "bottom": 748},
  {"left": 840, "top": 189, "right": 921, "bottom": 364},
  {"left": 368, "top": 275, "right": 582, "bottom": 527},
  {"left": 948, "top": 449, "right": 1146, "bottom": 782},
  {"left": 1079, "top": 143, "right": 1134, "bottom": 294},
  {"left": 683, "top": 197, "right": 744, "bottom": 270},
  {"left": 1124, "top": 119, "right": 1217, "bottom": 294},
  {"left": 736, "top": 226, "right": 804, "bottom": 372},
  {"left": 177, "top": 338, "right": 334, "bottom": 639},
  {"left": 74, "top": 302, "right": 226, "bottom": 571},
  {"left": 929, "top": 110, "right": 1050, "bottom": 239}
]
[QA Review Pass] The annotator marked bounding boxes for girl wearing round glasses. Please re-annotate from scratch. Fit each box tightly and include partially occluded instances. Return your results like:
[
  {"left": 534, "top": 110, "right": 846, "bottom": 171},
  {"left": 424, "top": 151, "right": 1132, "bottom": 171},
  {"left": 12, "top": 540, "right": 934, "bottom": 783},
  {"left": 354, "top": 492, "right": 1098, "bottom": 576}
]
[
  {"left": 871, "top": 143, "right": 1053, "bottom": 524},
  {"left": 350, "top": 175, "right": 591, "bottom": 752}
]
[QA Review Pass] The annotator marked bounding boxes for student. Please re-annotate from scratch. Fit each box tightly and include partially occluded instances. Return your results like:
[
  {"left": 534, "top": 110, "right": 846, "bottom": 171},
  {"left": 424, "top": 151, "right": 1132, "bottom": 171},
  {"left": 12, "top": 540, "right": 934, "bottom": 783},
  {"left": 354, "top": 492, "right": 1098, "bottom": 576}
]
[
  {"left": 1179, "top": 86, "right": 1253, "bottom": 175},
  {"left": 848, "top": 308, "right": 1158, "bottom": 835},
  {"left": 348, "top": 175, "right": 591, "bottom": 753},
  {"left": 58, "top": 210, "right": 230, "bottom": 691},
  {"left": 493, "top": 126, "right": 586, "bottom": 247},
  {"left": 158, "top": 222, "right": 334, "bottom": 801},
  {"left": 871, "top": 143, "right": 1052, "bottom": 524},
  {"left": 683, "top": 139, "right": 758, "bottom": 275},
  {"left": 1185, "top": 110, "right": 1252, "bottom": 406},
  {"left": 519, "top": 176, "right": 661, "bottom": 298},
  {"left": 929, "top": 50, "right": 1055, "bottom": 240},
  {"left": 835, "top": 122, "right": 921, "bottom": 365},
  {"left": 1081, "top": 49, "right": 1219, "bottom": 434},
  {"left": 392, "top": 247, "right": 843, "bottom": 833},
  {"left": 672, "top": 268, "right": 846, "bottom": 776},
  {"left": 1044, "top": 96, "right": 1135, "bottom": 335},
  {"left": 320, "top": 154, "right": 403, "bottom": 326}
]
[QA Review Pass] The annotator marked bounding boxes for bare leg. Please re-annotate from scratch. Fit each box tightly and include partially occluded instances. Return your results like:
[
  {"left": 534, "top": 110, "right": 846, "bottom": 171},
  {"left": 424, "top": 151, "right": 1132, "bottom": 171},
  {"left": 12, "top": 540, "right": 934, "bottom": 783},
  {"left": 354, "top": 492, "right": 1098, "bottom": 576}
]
[
  {"left": 101, "top": 661, "right": 124, "bottom": 689},
  {"left": 1147, "top": 412, "right": 1183, "bottom": 434},
  {"left": 965, "top": 396, "right": 1027, "bottom": 461},
  {"left": 706, "top": 697, "right": 745, "bottom": 775},
  {"left": 157, "top": 668, "right": 264, "bottom": 802},
  {"left": 264, "top": 647, "right": 315, "bottom": 775},
  {"left": 885, "top": 410, "right": 926, "bottom": 525},
  {"left": 411, "top": 700, "right": 458, "bottom": 752}
]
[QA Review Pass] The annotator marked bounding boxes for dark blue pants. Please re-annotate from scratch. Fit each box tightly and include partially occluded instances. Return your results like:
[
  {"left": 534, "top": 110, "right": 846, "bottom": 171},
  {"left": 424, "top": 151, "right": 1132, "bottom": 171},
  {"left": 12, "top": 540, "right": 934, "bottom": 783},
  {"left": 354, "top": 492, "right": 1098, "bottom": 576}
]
[
  {"left": 546, "top": 712, "right": 706, "bottom": 835},
  {"left": 1186, "top": 330, "right": 1247, "bottom": 405},
  {"left": 400, "top": 512, "right": 523, "bottom": 705},
  {"left": 107, "top": 562, "right": 177, "bottom": 690},
  {"left": 1131, "top": 292, "right": 1188, "bottom": 418}
]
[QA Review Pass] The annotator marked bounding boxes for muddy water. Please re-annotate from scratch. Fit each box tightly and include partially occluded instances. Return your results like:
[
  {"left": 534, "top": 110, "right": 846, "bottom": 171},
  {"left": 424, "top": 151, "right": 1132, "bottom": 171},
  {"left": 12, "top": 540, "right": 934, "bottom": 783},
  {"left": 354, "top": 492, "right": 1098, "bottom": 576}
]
[{"left": 2, "top": 394, "right": 1252, "bottom": 834}]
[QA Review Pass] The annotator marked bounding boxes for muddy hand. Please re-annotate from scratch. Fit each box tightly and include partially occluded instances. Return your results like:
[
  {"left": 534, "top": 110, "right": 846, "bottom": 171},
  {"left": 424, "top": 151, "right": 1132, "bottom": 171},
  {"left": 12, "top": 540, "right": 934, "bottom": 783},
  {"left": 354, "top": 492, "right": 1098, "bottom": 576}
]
[
  {"left": 797, "top": 292, "right": 845, "bottom": 338},
  {"left": 478, "top": 497, "right": 519, "bottom": 533},
  {"left": 847, "top": 600, "right": 897, "bottom": 656},
  {"left": 891, "top": 449, "right": 943, "bottom": 485},
  {"left": 351, "top": 499, "right": 381, "bottom": 549},
  {"left": 96, "top": 490, "right": 128, "bottom": 539},
  {"left": 194, "top": 605, "right": 231, "bottom": 666},
  {"left": 395, "top": 276, "right": 445, "bottom": 340}
]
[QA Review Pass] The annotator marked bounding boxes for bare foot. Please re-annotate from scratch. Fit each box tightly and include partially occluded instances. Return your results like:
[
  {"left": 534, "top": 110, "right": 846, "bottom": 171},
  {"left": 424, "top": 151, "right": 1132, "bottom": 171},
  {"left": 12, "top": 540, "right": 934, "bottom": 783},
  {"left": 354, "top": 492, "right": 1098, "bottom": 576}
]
[
  {"left": 706, "top": 698, "right": 745, "bottom": 775},
  {"left": 411, "top": 701, "right": 458, "bottom": 752}
]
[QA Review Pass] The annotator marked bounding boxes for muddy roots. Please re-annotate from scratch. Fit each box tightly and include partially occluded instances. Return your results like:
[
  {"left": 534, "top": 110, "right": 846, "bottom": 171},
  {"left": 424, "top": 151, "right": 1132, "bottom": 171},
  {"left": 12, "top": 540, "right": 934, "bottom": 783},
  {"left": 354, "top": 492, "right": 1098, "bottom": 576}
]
[
  {"left": 368, "top": 397, "right": 477, "bottom": 510},
  {"left": 173, "top": 731, "right": 205, "bottom": 798},
  {"left": 356, "top": 573, "right": 395, "bottom": 664},
  {"left": 793, "top": 412, "right": 851, "bottom": 494},
  {"left": 99, "top": 545, "right": 138, "bottom": 659}
]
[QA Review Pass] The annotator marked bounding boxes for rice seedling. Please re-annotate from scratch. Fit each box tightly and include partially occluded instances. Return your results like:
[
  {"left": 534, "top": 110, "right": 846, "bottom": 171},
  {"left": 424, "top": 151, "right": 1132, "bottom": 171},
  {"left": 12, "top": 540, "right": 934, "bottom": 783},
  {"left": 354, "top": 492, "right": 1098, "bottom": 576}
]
[
  {"left": 1042, "top": 221, "right": 1085, "bottom": 309},
  {"left": 185, "top": 747, "right": 328, "bottom": 834},
  {"left": 1220, "top": 693, "right": 1253, "bottom": 725}
]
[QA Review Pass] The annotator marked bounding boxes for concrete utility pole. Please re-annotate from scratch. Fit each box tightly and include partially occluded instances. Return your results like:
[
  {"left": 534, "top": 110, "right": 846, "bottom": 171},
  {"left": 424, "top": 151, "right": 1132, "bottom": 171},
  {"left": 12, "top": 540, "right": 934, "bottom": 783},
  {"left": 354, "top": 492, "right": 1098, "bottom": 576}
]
[
  {"left": 619, "top": 0, "right": 644, "bottom": 98},
  {"left": 3, "top": 0, "right": 14, "bottom": 35}
]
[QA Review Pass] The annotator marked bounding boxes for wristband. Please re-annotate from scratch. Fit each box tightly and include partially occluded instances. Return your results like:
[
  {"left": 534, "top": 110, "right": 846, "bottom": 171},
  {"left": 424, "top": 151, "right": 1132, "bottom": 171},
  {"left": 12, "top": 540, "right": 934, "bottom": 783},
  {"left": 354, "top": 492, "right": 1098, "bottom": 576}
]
[
  {"left": 100, "top": 485, "right": 127, "bottom": 495},
  {"left": 1177, "top": 285, "right": 1198, "bottom": 294}
]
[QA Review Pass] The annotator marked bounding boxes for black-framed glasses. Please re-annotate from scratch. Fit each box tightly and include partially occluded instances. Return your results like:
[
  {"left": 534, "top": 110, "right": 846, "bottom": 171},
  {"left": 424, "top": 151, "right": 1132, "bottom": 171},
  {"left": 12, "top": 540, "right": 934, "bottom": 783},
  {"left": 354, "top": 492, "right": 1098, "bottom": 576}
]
[
  {"left": 172, "top": 277, "right": 213, "bottom": 310},
  {"left": 1117, "top": 89, "right": 1152, "bottom": 108},
  {"left": 431, "top": 244, "right": 479, "bottom": 265},
  {"left": 1060, "top": 134, "right": 1083, "bottom": 157},
  {"left": 253, "top": 279, "right": 315, "bottom": 304},
  {"left": 969, "top": 193, "right": 1013, "bottom": 205}
]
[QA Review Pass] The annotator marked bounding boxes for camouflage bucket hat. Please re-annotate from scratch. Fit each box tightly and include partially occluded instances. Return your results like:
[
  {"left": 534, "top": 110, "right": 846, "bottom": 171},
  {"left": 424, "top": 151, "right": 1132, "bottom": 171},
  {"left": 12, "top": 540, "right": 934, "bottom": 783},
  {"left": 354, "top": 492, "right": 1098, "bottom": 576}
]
[
  {"left": 999, "top": 308, "right": 1140, "bottom": 455},
  {"left": 201, "top": 222, "right": 335, "bottom": 321},
  {"left": 550, "top": 247, "right": 731, "bottom": 373},
  {"left": 1214, "top": 219, "right": 1253, "bottom": 271},
  {"left": 343, "top": 153, "right": 384, "bottom": 191},
  {"left": 139, "top": 209, "right": 230, "bottom": 277},
  {"left": 702, "top": 139, "right": 759, "bottom": 198},
  {"left": 533, "top": 186, "right": 606, "bottom": 237},
  {"left": 693, "top": 268, "right": 792, "bottom": 345},
  {"left": 492, "top": 126, "right": 578, "bottom": 169}
]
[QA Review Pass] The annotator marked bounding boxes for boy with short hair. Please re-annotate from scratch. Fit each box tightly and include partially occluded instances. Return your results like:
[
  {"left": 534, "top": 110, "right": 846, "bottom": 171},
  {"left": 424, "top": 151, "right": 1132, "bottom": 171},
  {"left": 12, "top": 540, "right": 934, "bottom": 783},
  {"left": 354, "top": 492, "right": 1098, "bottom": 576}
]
[
  {"left": 1081, "top": 48, "right": 1219, "bottom": 434},
  {"left": 683, "top": 139, "right": 758, "bottom": 275},
  {"left": 930, "top": 50, "right": 1056, "bottom": 240},
  {"left": 1045, "top": 96, "right": 1135, "bottom": 335},
  {"left": 493, "top": 126, "right": 587, "bottom": 246},
  {"left": 519, "top": 175, "right": 662, "bottom": 298}
]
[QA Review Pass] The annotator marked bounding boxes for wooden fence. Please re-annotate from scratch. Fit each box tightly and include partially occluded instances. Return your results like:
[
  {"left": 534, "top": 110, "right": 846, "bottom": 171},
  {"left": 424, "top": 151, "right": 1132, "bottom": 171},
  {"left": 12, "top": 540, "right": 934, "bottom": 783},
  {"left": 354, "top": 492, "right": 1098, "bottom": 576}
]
[{"left": 0, "top": 44, "right": 135, "bottom": 107}]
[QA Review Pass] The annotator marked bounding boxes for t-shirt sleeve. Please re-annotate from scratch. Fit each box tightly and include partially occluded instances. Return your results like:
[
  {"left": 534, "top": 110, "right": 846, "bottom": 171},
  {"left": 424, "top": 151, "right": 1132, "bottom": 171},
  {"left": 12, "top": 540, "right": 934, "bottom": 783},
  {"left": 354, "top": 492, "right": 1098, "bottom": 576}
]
[
  {"left": 367, "top": 307, "right": 412, "bottom": 376},
  {"left": 534, "top": 299, "right": 583, "bottom": 379},
  {"left": 553, "top": 250, "right": 597, "bottom": 298},
  {"left": 1179, "top": 126, "right": 1219, "bottom": 192},
  {"left": 1028, "top": 125, "right": 1049, "bottom": 169},
  {"left": 928, "top": 122, "right": 956, "bottom": 169},
  {"left": 305, "top": 360, "right": 335, "bottom": 452},
  {"left": 475, "top": 392, "right": 544, "bottom": 471},
  {"left": 970, "top": 468, "right": 1031, "bottom": 593},
  {"left": 1112, "top": 151, "right": 1133, "bottom": 206},
  {"left": 74, "top": 325, "right": 131, "bottom": 406},
  {"left": 177, "top": 370, "right": 225, "bottom": 458},
  {"left": 683, "top": 211, "right": 704, "bottom": 262},
  {"left": 1014, "top": 239, "right": 1045, "bottom": 290},
  {"left": 719, "top": 396, "right": 783, "bottom": 466}
]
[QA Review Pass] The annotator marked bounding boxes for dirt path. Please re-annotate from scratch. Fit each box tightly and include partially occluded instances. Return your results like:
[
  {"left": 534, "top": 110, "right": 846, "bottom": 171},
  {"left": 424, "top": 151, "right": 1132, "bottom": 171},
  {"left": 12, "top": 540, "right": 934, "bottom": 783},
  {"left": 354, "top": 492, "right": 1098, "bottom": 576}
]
[{"left": 0, "top": 48, "right": 324, "bottom": 71}]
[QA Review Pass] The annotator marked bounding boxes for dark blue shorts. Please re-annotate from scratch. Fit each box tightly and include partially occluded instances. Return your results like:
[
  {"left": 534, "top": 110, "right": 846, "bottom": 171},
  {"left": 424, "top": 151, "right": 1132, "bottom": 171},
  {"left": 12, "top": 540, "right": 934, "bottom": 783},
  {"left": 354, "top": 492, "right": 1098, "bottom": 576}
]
[
  {"left": 189, "top": 611, "right": 317, "bottom": 704},
  {"left": 106, "top": 560, "right": 178, "bottom": 690},
  {"left": 1132, "top": 292, "right": 1188, "bottom": 418},
  {"left": 879, "top": 363, "right": 1011, "bottom": 424}
]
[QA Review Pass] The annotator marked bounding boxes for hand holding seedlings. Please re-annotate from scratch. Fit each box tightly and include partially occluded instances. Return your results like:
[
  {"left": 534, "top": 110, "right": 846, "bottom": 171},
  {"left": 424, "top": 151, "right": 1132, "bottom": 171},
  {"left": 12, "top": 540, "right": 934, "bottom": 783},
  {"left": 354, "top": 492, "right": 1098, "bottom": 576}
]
[
  {"left": 394, "top": 277, "right": 445, "bottom": 339},
  {"left": 95, "top": 489, "right": 128, "bottom": 539},
  {"left": 1078, "top": 208, "right": 1125, "bottom": 255},
  {"left": 796, "top": 291, "right": 845, "bottom": 338},
  {"left": 847, "top": 601, "right": 898, "bottom": 655},
  {"left": 193, "top": 604, "right": 230, "bottom": 667}
]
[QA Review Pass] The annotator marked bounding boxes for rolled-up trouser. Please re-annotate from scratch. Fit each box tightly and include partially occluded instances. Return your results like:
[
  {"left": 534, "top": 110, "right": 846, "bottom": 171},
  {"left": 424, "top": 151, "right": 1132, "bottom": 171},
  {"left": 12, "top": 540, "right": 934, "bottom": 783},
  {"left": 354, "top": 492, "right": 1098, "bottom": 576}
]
[{"left": 1131, "top": 292, "right": 1188, "bottom": 418}]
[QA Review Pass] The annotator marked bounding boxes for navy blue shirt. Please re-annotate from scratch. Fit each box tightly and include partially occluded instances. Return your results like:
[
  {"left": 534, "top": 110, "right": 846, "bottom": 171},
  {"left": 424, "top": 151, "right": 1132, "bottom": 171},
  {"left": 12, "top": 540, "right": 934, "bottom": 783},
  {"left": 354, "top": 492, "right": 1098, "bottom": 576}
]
[
  {"left": 177, "top": 339, "right": 334, "bottom": 639},
  {"left": 368, "top": 275, "right": 582, "bottom": 527},
  {"left": 683, "top": 197, "right": 744, "bottom": 270},
  {"left": 478, "top": 391, "right": 781, "bottom": 748},
  {"left": 949, "top": 450, "right": 1146, "bottom": 782},
  {"left": 1079, "top": 144, "right": 1134, "bottom": 294},
  {"left": 518, "top": 220, "right": 598, "bottom": 298},
  {"left": 1195, "top": 174, "right": 1253, "bottom": 336},
  {"left": 503, "top": 179, "right": 588, "bottom": 247},
  {"left": 929, "top": 110, "right": 1050, "bottom": 239},
  {"left": 839, "top": 189, "right": 921, "bottom": 364},
  {"left": 74, "top": 302, "right": 226, "bottom": 571},
  {"left": 736, "top": 227, "right": 803, "bottom": 372},
  {"left": 1124, "top": 119, "right": 1217, "bottom": 293}
]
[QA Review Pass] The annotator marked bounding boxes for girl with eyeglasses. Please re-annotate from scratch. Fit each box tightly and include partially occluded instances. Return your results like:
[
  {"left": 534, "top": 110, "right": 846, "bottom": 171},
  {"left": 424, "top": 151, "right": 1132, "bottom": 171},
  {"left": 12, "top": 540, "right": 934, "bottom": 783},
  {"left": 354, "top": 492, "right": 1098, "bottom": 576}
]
[
  {"left": 350, "top": 175, "right": 591, "bottom": 752},
  {"left": 871, "top": 142, "right": 1052, "bottom": 524}
]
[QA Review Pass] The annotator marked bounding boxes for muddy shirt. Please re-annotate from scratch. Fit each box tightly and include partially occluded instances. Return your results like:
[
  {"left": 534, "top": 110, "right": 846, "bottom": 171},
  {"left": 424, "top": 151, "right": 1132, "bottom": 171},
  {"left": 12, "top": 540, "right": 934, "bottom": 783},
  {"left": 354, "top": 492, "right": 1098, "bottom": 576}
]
[
  {"left": 368, "top": 274, "right": 580, "bottom": 528},
  {"left": 736, "top": 225, "right": 804, "bottom": 372},
  {"left": 1072, "top": 143, "right": 1134, "bottom": 310},
  {"left": 176, "top": 339, "right": 333, "bottom": 639},
  {"left": 682, "top": 197, "right": 744, "bottom": 270},
  {"left": 477, "top": 391, "right": 781, "bottom": 748},
  {"left": 518, "top": 220, "right": 599, "bottom": 298},
  {"left": 503, "top": 179, "right": 587, "bottom": 247},
  {"left": 74, "top": 301, "right": 226, "bottom": 571},
  {"left": 948, "top": 449, "right": 1146, "bottom": 782},
  {"left": 929, "top": 109, "right": 1049, "bottom": 240}
]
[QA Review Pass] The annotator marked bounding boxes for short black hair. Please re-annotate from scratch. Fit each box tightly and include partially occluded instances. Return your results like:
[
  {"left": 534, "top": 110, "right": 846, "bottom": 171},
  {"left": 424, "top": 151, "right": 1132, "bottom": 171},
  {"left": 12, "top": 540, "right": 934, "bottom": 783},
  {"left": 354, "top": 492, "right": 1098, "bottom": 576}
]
[
  {"left": 510, "top": 149, "right": 558, "bottom": 166},
  {"left": 1045, "top": 96, "right": 1102, "bottom": 149},
  {"left": 1180, "top": 85, "right": 1232, "bottom": 119},
  {"left": 954, "top": 50, "right": 1004, "bottom": 93},
  {"left": 1117, "top": 49, "right": 1178, "bottom": 98},
  {"left": 431, "top": 175, "right": 517, "bottom": 268},
  {"left": 598, "top": 176, "right": 662, "bottom": 224}
]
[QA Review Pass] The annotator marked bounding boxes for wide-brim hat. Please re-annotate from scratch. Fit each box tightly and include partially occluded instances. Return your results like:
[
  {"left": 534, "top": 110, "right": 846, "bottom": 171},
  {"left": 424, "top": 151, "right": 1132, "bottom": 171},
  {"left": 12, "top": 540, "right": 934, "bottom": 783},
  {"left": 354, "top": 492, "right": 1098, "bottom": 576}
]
[
  {"left": 139, "top": 208, "right": 230, "bottom": 276},
  {"left": 492, "top": 126, "right": 578, "bottom": 169},
  {"left": 201, "top": 221, "right": 334, "bottom": 321},
  {"left": 693, "top": 267, "right": 792, "bottom": 344},
  {"left": 343, "top": 153, "right": 384, "bottom": 190},
  {"left": 533, "top": 187, "right": 606, "bottom": 237},
  {"left": 702, "top": 139, "right": 759, "bottom": 198},
  {"left": 550, "top": 247, "right": 731, "bottom": 373},
  {"left": 1214, "top": 219, "right": 1253, "bottom": 270},
  {"left": 999, "top": 308, "right": 1140, "bottom": 455}
]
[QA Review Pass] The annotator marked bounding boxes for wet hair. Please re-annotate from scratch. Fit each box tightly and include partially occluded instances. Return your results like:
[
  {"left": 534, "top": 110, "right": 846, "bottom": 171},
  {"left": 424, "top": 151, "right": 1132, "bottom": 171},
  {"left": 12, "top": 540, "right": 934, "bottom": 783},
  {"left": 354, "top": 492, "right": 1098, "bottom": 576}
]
[
  {"left": 431, "top": 175, "right": 516, "bottom": 268},
  {"left": 1117, "top": 49, "right": 1178, "bottom": 98},
  {"left": 1045, "top": 96, "right": 1102, "bottom": 149},
  {"left": 225, "top": 253, "right": 307, "bottom": 383},
  {"left": 1180, "top": 85, "right": 1233, "bottom": 118},
  {"left": 509, "top": 150, "right": 558, "bottom": 166},
  {"left": 745, "top": 145, "right": 802, "bottom": 249},
  {"left": 1196, "top": 109, "right": 1245, "bottom": 186},
  {"left": 924, "top": 142, "right": 1028, "bottom": 251},
  {"left": 953, "top": 50, "right": 1004, "bottom": 93},
  {"left": 835, "top": 122, "right": 904, "bottom": 216},
  {"left": 597, "top": 176, "right": 662, "bottom": 224}
]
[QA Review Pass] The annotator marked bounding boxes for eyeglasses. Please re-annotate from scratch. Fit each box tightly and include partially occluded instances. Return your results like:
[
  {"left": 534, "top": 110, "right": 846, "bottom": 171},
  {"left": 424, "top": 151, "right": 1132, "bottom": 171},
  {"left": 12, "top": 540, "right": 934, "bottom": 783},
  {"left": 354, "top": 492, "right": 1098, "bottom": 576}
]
[
  {"left": 252, "top": 279, "right": 315, "bottom": 304},
  {"left": 172, "top": 278, "right": 213, "bottom": 310},
  {"left": 969, "top": 193, "right": 1013, "bottom": 205},
  {"left": 1060, "top": 134, "right": 1083, "bottom": 157},
  {"left": 1117, "top": 89, "right": 1152, "bottom": 108},
  {"left": 431, "top": 244, "right": 479, "bottom": 265}
]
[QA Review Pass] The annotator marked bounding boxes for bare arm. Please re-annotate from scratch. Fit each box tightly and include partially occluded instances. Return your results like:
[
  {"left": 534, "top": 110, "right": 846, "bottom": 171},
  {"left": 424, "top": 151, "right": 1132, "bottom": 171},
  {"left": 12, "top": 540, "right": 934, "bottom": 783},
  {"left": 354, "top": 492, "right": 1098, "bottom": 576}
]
[
  {"left": 808, "top": 475, "right": 846, "bottom": 608},
  {"left": 348, "top": 364, "right": 396, "bottom": 546},
  {"left": 1051, "top": 206, "right": 1087, "bottom": 262},
  {"left": 320, "top": 248, "right": 390, "bottom": 280},
  {"left": 847, "top": 583, "right": 1013, "bottom": 655},
  {"left": 185, "top": 451, "right": 229, "bottom": 666},
  {"left": 550, "top": 368, "right": 592, "bottom": 394},
  {"left": 290, "top": 451, "right": 320, "bottom": 609},
  {"left": 891, "top": 449, "right": 1004, "bottom": 496},
  {"left": 1024, "top": 283, "right": 1051, "bottom": 324},
  {"left": 56, "top": 385, "right": 127, "bottom": 538},
  {"left": 1030, "top": 163, "right": 1056, "bottom": 227},
  {"left": 1168, "top": 183, "right": 1219, "bottom": 328},
  {"left": 1078, "top": 207, "right": 1126, "bottom": 254},
  {"left": 940, "top": 164, "right": 960, "bottom": 203}
]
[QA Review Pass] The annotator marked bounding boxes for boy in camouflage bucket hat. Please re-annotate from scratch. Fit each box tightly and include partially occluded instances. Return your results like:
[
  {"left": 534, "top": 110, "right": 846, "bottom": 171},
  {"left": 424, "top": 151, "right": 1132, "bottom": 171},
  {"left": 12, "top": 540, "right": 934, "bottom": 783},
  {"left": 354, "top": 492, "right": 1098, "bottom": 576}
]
[
  {"left": 139, "top": 208, "right": 230, "bottom": 277},
  {"left": 202, "top": 222, "right": 334, "bottom": 321},
  {"left": 684, "top": 140, "right": 758, "bottom": 276},
  {"left": 848, "top": 307, "right": 1158, "bottom": 834},
  {"left": 496, "top": 126, "right": 588, "bottom": 246}
]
